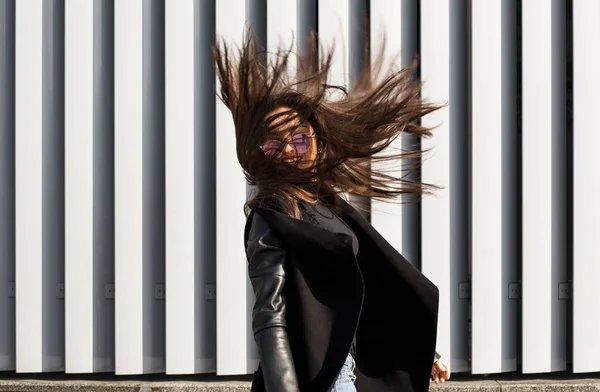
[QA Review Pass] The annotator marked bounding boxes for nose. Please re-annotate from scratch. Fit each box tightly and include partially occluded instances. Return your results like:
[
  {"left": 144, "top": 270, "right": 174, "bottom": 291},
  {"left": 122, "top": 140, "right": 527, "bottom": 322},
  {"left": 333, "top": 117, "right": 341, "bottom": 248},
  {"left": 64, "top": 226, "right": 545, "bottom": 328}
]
[{"left": 282, "top": 141, "right": 296, "bottom": 155}]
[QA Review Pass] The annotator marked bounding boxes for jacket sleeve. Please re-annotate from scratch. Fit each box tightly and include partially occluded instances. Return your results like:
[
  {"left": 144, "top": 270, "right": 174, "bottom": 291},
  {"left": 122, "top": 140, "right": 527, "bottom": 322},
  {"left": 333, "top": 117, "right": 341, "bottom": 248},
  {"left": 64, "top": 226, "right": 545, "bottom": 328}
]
[
  {"left": 246, "top": 213, "right": 300, "bottom": 392},
  {"left": 434, "top": 351, "right": 441, "bottom": 363}
]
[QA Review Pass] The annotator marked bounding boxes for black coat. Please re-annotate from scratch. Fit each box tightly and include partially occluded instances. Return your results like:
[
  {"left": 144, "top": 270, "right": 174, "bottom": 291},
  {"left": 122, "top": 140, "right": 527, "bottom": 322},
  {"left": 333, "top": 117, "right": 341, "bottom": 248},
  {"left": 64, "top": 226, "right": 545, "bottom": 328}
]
[{"left": 244, "top": 196, "right": 439, "bottom": 392}]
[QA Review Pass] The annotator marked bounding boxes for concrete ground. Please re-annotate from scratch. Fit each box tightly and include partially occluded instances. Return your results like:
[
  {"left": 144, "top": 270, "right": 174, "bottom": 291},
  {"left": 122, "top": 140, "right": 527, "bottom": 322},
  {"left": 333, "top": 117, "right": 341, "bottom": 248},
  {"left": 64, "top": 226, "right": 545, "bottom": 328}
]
[{"left": 1, "top": 372, "right": 600, "bottom": 391}]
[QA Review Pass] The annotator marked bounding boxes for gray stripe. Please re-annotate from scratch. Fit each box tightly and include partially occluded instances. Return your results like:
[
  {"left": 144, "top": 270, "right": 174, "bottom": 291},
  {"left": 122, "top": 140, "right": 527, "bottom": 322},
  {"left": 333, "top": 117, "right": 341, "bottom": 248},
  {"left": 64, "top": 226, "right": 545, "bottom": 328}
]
[
  {"left": 297, "top": 0, "right": 317, "bottom": 59},
  {"left": 142, "top": 0, "right": 166, "bottom": 371},
  {"left": 93, "top": 0, "right": 115, "bottom": 372},
  {"left": 41, "top": 0, "right": 65, "bottom": 371},
  {"left": 348, "top": 0, "right": 370, "bottom": 219},
  {"left": 401, "top": 0, "right": 421, "bottom": 268},
  {"left": 449, "top": 0, "right": 470, "bottom": 372},
  {"left": 195, "top": 0, "right": 217, "bottom": 368},
  {"left": 0, "top": 0, "right": 16, "bottom": 371},
  {"left": 244, "top": 0, "right": 267, "bottom": 364}
]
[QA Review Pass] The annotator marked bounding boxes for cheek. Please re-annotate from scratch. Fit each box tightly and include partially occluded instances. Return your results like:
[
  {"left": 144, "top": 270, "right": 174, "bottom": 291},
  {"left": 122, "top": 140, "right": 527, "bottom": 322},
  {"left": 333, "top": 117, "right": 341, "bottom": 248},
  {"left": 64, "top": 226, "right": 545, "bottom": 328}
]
[
  {"left": 306, "top": 138, "right": 318, "bottom": 158},
  {"left": 297, "top": 141, "right": 317, "bottom": 168}
]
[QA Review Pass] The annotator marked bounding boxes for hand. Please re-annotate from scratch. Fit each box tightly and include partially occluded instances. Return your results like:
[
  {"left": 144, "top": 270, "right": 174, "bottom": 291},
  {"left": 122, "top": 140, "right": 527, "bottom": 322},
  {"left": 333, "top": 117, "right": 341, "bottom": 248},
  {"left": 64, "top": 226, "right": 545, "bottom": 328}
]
[{"left": 430, "top": 358, "right": 450, "bottom": 384}]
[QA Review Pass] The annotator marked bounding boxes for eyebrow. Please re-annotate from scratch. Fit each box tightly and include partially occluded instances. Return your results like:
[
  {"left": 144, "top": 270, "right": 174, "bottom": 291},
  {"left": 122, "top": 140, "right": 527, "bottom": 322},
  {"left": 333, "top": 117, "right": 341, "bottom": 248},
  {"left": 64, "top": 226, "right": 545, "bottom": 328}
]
[{"left": 266, "top": 126, "right": 312, "bottom": 139}]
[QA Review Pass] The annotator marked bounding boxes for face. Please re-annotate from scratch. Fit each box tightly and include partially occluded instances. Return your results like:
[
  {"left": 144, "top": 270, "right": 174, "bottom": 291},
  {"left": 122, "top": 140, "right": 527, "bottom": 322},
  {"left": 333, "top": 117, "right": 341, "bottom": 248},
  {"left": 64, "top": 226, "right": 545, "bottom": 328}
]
[{"left": 261, "top": 106, "right": 322, "bottom": 170}]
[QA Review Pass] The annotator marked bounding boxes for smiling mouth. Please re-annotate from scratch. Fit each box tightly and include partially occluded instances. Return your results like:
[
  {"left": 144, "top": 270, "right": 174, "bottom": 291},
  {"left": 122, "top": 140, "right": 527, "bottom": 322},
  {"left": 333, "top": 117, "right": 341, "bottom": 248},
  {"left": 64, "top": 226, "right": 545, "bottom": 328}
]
[{"left": 281, "top": 156, "right": 302, "bottom": 165}]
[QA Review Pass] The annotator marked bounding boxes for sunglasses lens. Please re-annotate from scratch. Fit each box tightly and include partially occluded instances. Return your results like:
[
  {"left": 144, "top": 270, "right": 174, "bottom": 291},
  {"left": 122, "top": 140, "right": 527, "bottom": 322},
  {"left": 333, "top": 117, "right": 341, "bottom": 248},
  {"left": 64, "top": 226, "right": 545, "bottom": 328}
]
[
  {"left": 260, "top": 140, "right": 282, "bottom": 157},
  {"left": 291, "top": 133, "right": 311, "bottom": 154}
]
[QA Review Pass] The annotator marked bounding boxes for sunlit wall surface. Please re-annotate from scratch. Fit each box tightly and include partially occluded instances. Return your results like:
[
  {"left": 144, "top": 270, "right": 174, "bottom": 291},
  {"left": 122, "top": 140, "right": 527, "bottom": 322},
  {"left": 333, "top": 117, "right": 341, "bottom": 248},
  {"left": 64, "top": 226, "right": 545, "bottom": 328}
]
[{"left": 0, "top": 0, "right": 598, "bottom": 377}]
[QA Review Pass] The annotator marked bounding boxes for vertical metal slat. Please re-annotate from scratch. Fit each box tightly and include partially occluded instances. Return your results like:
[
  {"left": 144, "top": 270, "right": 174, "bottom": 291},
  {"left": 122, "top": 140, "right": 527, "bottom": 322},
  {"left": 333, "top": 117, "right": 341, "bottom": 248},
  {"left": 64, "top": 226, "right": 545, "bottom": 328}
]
[
  {"left": 471, "top": 0, "right": 519, "bottom": 373},
  {"left": 267, "top": 0, "right": 296, "bottom": 69},
  {"left": 65, "top": 0, "right": 115, "bottom": 373},
  {"left": 421, "top": 0, "right": 470, "bottom": 373},
  {"left": 572, "top": 0, "right": 600, "bottom": 374},
  {"left": 114, "top": 0, "right": 145, "bottom": 374},
  {"left": 65, "top": 0, "right": 94, "bottom": 373},
  {"left": 165, "top": 0, "right": 196, "bottom": 374},
  {"left": 166, "top": 0, "right": 216, "bottom": 375},
  {"left": 369, "top": 0, "right": 404, "bottom": 255},
  {"left": 15, "top": 0, "right": 44, "bottom": 372},
  {"left": 16, "top": 0, "right": 65, "bottom": 373},
  {"left": 318, "top": 0, "right": 349, "bottom": 101},
  {"left": 522, "top": 0, "right": 568, "bottom": 373},
  {"left": 215, "top": 0, "right": 255, "bottom": 375}
]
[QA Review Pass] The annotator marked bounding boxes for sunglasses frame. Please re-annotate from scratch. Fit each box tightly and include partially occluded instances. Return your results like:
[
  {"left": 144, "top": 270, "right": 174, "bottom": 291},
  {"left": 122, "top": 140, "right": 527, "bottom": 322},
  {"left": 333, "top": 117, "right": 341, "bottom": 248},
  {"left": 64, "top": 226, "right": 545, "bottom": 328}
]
[{"left": 260, "top": 131, "right": 317, "bottom": 158}]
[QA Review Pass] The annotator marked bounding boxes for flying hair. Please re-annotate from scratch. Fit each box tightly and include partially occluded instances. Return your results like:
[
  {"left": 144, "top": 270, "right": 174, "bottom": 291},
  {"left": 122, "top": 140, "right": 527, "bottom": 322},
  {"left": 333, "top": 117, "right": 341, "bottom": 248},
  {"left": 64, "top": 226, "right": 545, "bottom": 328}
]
[{"left": 212, "top": 29, "right": 444, "bottom": 219}]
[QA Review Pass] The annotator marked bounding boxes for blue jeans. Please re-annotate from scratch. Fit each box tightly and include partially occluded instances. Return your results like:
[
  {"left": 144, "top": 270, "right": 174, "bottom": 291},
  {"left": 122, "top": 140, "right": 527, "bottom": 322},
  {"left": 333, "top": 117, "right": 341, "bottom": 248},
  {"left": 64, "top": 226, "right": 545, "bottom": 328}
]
[{"left": 331, "top": 353, "right": 357, "bottom": 392}]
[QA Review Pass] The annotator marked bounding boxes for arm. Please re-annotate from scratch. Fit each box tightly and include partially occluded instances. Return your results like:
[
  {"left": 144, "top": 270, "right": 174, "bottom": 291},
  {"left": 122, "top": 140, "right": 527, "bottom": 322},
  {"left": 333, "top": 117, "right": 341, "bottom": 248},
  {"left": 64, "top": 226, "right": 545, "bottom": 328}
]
[{"left": 246, "top": 213, "right": 300, "bottom": 392}]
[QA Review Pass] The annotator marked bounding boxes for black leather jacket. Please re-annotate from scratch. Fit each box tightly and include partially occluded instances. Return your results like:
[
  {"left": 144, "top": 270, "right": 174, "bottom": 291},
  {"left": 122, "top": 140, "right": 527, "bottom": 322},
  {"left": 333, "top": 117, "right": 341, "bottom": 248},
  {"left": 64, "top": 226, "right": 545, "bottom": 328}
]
[
  {"left": 246, "top": 213, "right": 300, "bottom": 391},
  {"left": 246, "top": 213, "right": 443, "bottom": 392}
]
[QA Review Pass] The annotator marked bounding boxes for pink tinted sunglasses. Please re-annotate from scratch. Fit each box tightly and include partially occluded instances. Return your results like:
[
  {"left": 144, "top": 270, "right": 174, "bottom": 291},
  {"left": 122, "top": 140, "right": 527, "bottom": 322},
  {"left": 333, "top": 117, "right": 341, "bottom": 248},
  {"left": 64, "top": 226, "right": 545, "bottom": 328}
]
[{"left": 260, "top": 132, "right": 316, "bottom": 158}]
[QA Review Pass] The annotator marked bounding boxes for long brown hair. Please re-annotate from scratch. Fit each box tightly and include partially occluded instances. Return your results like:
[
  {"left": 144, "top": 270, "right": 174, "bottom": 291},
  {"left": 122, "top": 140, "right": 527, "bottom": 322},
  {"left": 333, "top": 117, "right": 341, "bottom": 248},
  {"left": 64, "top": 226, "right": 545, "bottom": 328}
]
[{"left": 212, "top": 31, "right": 443, "bottom": 219}]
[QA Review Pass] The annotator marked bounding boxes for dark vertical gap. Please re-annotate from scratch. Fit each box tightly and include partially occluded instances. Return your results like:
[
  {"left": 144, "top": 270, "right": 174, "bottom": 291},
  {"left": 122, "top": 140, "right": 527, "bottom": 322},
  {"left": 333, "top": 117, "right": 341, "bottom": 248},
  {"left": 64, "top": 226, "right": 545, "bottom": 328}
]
[
  {"left": 349, "top": 0, "right": 370, "bottom": 220},
  {"left": 41, "top": 0, "right": 65, "bottom": 370},
  {"left": 93, "top": 0, "right": 115, "bottom": 371},
  {"left": 550, "top": 0, "right": 568, "bottom": 370},
  {"left": 245, "top": 0, "right": 266, "bottom": 206},
  {"left": 297, "top": 0, "right": 318, "bottom": 60},
  {"left": 565, "top": 0, "right": 574, "bottom": 370},
  {"left": 195, "top": 0, "right": 217, "bottom": 370},
  {"left": 363, "top": 0, "right": 370, "bottom": 221},
  {"left": 246, "top": 0, "right": 267, "bottom": 65},
  {"left": 349, "top": 0, "right": 369, "bottom": 89},
  {"left": 501, "top": 0, "right": 520, "bottom": 371},
  {"left": 0, "top": 0, "right": 16, "bottom": 368},
  {"left": 515, "top": 0, "right": 523, "bottom": 371},
  {"left": 402, "top": 0, "right": 420, "bottom": 269},
  {"left": 415, "top": 0, "right": 421, "bottom": 271},
  {"left": 142, "top": 0, "right": 166, "bottom": 371},
  {"left": 465, "top": 0, "right": 473, "bottom": 370},
  {"left": 297, "top": 0, "right": 318, "bottom": 85},
  {"left": 449, "top": 0, "right": 470, "bottom": 371},
  {"left": 245, "top": 0, "right": 267, "bottom": 364}
]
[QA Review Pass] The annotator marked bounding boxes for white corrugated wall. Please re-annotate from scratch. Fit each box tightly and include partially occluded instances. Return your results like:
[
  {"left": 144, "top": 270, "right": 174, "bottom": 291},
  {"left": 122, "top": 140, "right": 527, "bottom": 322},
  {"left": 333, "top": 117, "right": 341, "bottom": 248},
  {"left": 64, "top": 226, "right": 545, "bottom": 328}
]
[{"left": 0, "top": 0, "right": 597, "bottom": 376}]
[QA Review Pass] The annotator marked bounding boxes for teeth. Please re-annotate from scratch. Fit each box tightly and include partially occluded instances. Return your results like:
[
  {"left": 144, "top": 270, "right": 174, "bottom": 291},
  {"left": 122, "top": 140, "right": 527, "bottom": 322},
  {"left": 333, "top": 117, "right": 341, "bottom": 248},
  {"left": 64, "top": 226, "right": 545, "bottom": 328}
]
[{"left": 283, "top": 157, "right": 301, "bottom": 163}]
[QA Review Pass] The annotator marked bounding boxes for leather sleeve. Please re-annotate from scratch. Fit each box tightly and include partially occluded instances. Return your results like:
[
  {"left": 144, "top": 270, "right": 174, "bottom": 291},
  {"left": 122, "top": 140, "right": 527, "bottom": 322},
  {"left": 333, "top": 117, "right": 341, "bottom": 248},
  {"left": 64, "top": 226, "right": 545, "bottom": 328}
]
[{"left": 246, "top": 213, "right": 300, "bottom": 392}]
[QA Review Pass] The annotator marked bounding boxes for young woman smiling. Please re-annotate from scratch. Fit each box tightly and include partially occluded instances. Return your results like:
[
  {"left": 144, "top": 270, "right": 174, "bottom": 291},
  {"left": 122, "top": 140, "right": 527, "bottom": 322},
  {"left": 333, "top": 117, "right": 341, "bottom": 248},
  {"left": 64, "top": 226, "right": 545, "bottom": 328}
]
[{"left": 213, "top": 34, "right": 450, "bottom": 392}]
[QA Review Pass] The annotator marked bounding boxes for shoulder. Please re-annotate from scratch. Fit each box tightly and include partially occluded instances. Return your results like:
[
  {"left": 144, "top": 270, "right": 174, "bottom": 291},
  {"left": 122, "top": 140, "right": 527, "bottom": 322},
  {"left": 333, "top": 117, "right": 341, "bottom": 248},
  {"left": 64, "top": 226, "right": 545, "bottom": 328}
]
[
  {"left": 244, "top": 210, "right": 289, "bottom": 270},
  {"left": 246, "top": 210, "right": 269, "bottom": 239},
  {"left": 245, "top": 209, "right": 285, "bottom": 250}
]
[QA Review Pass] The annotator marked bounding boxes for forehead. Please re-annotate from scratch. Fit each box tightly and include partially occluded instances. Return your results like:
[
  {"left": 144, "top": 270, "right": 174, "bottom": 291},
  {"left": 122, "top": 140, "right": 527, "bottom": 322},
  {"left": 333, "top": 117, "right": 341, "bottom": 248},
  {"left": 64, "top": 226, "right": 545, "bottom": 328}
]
[{"left": 264, "top": 106, "right": 302, "bottom": 133}]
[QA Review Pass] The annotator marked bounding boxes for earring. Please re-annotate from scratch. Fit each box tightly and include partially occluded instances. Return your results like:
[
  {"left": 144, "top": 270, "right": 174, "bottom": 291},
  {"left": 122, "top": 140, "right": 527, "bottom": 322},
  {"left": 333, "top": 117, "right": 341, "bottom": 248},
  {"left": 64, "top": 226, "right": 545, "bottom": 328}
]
[{"left": 317, "top": 147, "right": 323, "bottom": 153}]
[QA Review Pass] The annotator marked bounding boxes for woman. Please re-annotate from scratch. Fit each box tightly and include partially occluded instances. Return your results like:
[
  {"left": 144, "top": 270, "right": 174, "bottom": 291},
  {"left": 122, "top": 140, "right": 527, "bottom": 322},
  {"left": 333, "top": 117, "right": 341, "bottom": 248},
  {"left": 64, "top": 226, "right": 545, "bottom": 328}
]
[{"left": 213, "top": 33, "right": 450, "bottom": 392}]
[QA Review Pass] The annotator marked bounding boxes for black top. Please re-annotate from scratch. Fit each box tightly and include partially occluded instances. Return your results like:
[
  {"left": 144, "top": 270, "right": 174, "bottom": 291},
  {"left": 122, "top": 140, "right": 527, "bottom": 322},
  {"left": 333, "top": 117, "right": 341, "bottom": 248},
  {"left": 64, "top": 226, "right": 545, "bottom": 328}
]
[
  {"left": 300, "top": 200, "right": 359, "bottom": 358},
  {"left": 300, "top": 200, "right": 359, "bottom": 256}
]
